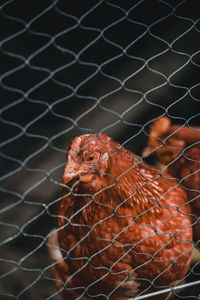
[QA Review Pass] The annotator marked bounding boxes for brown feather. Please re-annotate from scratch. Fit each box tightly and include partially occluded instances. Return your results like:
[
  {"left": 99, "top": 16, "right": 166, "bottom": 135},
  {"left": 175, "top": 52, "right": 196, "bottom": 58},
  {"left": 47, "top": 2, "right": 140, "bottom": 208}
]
[
  {"left": 143, "top": 117, "right": 200, "bottom": 243},
  {"left": 49, "top": 133, "right": 193, "bottom": 300}
]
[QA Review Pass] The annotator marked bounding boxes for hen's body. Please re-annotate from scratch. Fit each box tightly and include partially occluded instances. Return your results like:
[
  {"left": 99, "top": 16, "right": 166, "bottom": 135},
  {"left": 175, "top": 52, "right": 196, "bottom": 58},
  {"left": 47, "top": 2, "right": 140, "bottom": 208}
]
[
  {"left": 168, "top": 144, "right": 200, "bottom": 242},
  {"left": 48, "top": 134, "right": 193, "bottom": 300},
  {"left": 143, "top": 117, "right": 200, "bottom": 243}
]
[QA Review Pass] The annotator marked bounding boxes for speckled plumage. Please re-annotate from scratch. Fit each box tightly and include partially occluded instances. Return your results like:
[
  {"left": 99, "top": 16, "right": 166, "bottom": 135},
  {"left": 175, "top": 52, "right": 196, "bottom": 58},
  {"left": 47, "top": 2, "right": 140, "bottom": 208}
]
[{"left": 48, "top": 133, "right": 193, "bottom": 300}]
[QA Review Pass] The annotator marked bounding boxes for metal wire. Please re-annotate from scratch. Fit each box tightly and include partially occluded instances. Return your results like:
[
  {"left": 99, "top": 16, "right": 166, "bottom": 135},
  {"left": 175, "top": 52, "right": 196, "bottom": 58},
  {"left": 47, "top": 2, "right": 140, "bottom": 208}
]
[{"left": 0, "top": 0, "right": 200, "bottom": 299}]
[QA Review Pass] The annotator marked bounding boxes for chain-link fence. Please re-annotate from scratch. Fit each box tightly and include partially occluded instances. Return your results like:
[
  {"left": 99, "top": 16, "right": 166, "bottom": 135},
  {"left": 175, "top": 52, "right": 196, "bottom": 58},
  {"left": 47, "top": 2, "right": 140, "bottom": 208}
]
[{"left": 1, "top": 0, "right": 200, "bottom": 299}]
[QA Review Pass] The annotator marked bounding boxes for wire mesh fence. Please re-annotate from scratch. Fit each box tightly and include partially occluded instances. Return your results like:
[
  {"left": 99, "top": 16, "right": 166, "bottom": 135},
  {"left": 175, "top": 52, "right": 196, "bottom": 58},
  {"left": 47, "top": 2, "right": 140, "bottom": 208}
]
[{"left": 0, "top": 0, "right": 200, "bottom": 299}]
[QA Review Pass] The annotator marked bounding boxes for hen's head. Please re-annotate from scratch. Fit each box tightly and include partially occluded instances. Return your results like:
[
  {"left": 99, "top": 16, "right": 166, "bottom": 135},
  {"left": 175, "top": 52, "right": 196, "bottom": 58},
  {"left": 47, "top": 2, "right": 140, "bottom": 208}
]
[
  {"left": 62, "top": 133, "right": 120, "bottom": 185},
  {"left": 142, "top": 117, "right": 171, "bottom": 156},
  {"left": 143, "top": 117, "right": 185, "bottom": 165}
]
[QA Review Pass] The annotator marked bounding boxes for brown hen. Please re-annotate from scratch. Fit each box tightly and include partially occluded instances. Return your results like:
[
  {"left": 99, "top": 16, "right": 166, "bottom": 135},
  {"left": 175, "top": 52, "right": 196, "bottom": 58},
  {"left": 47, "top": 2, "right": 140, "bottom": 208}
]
[
  {"left": 48, "top": 133, "right": 193, "bottom": 300},
  {"left": 142, "top": 117, "right": 200, "bottom": 243}
]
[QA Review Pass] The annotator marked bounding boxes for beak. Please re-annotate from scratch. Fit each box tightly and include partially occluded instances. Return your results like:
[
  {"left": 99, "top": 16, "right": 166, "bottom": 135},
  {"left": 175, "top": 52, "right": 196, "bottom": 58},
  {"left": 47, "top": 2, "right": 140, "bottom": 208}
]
[
  {"left": 62, "top": 160, "right": 83, "bottom": 184},
  {"left": 62, "top": 160, "right": 93, "bottom": 184}
]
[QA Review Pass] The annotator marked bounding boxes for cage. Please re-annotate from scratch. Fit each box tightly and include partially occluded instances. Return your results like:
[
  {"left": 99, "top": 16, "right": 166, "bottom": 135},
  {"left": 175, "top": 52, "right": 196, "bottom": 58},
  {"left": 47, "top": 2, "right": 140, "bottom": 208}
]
[{"left": 0, "top": 0, "right": 200, "bottom": 299}]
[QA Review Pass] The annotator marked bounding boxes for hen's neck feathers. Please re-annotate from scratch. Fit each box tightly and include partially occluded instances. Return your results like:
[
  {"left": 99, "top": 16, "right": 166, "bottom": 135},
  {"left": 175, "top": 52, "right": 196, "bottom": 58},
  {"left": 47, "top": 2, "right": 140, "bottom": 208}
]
[
  {"left": 57, "top": 136, "right": 164, "bottom": 227},
  {"left": 78, "top": 148, "right": 161, "bottom": 213}
]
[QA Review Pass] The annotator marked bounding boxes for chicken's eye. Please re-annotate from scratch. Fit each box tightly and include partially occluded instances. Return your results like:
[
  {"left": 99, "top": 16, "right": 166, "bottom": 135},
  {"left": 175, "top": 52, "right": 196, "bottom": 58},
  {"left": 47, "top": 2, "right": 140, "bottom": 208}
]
[
  {"left": 84, "top": 152, "right": 99, "bottom": 163},
  {"left": 88, "top": 156, "right": 94, "bottom": 161},
  {"left": 86, "top": 154, "right": 97, "bottom": 163}
]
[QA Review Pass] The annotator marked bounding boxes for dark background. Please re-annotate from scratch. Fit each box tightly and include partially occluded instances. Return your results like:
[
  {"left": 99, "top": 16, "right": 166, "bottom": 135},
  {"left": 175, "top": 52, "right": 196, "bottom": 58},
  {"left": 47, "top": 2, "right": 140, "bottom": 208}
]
[{"left": 0, "top": 0, "right": 200, "bottom": 299}]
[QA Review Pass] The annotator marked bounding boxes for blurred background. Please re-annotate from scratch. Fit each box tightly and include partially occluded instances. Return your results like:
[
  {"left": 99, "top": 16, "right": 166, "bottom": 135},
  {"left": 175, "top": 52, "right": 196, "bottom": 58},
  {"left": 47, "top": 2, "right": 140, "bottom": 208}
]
[{"left": 0, "top": 0, "right": 200, "bottom": 299}]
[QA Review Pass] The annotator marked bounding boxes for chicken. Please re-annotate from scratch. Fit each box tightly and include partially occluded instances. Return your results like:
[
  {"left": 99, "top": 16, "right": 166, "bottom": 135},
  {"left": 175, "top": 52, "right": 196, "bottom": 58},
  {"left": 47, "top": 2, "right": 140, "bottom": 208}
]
[
  {"left": 142, "top": 116, "right": 200, "bottom": 166},
  {"left": 48, "top": 133, "right": 193, "bottom": 300},
  {"left": 142, "top": 117, "right": 200, "bottom": 243}
]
